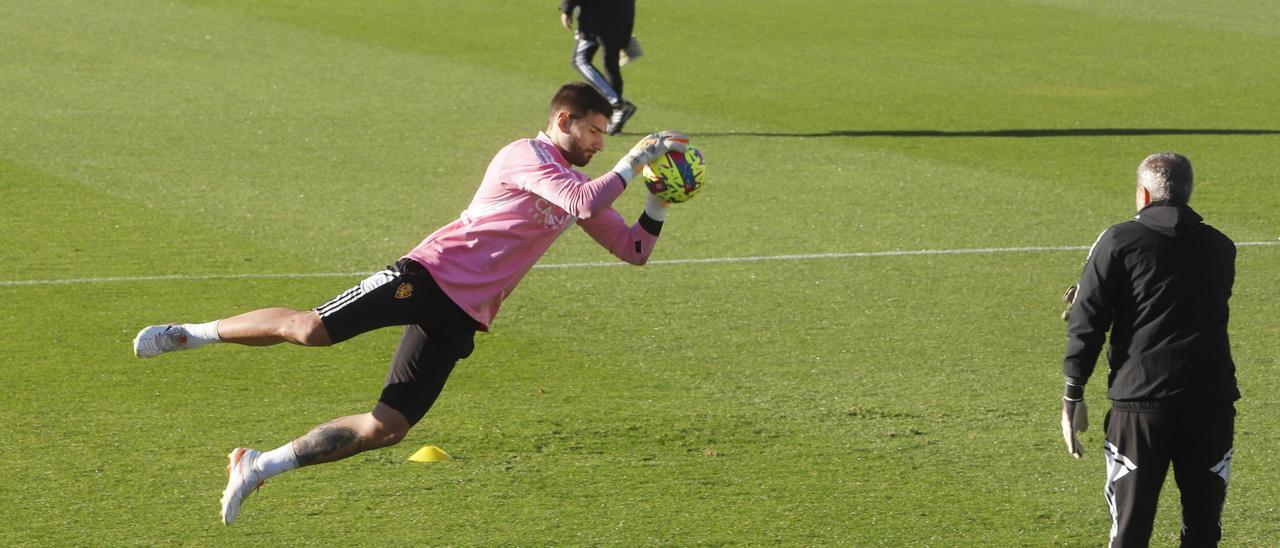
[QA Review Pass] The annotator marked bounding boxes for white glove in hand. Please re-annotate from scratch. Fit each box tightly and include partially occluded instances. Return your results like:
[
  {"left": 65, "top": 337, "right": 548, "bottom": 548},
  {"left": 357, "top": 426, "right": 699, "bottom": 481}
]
[
  {"left": 1061, "top": 381, "right": 1088, "bottom": 459},
  {"left": 613, "top": 131, "right": 690, "bottom": 182},
  {"left": 1061, "top": 284, "right": 1078, "bottom": 322}
]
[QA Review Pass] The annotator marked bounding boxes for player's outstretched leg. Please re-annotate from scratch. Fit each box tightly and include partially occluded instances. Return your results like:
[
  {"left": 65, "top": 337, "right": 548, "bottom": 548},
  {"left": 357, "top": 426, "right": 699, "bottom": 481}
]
[
  {"left": 218, "top": 403, "right": 409, "bottom": 525},
  {"left": 133, "top": 308, "right": 329, "bottom": 358}
]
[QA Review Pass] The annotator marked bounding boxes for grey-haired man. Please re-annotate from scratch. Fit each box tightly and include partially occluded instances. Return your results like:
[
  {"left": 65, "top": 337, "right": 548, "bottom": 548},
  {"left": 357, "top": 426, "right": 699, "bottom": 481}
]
[{"left": 1061, "top": 152, "right": 1238, "bottom": 547}]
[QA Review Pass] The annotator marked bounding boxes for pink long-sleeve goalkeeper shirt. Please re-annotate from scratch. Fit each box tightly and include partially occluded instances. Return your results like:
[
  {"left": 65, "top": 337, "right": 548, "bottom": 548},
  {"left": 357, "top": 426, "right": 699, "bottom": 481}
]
[{"left": 404, "top": 132, "right": 660, "bottom": 330}]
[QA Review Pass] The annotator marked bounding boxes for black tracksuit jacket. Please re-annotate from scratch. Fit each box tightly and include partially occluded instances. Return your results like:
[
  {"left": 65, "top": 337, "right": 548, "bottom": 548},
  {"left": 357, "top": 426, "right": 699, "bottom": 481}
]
[{"left": 1063, "top": 201, "right": 1240, "bottom": 402}]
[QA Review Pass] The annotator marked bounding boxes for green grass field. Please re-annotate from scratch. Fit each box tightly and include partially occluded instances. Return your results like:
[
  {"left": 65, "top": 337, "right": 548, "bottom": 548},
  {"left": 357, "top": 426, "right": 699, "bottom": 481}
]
[{"left": 3, "top": 0, "right": 1279, "bottom": 544}]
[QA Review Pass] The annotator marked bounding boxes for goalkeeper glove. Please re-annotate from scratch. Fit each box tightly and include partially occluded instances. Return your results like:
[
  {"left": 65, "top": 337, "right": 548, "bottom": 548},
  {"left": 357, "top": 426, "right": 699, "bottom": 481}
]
[
  {"left": 1060, "top": 284, "right": 1078, "bottom": 322},
  {"left": 613, "top": 131, "right": 689, "bottom": 183},
  {"left": 1061, "top": 377, "right": 1088, "bottom": 459}
]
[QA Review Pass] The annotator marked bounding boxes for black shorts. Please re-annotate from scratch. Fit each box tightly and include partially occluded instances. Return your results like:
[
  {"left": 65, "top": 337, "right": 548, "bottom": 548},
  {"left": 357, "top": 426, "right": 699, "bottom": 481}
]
[{"left": 314, "top": 258, "right": 477, "bottom": 426}]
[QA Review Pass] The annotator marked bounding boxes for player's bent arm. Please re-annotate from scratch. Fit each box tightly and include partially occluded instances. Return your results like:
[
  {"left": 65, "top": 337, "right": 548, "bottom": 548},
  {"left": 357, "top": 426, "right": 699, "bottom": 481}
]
[
  {"left": 514, "top": 165, "right": 625, "bottom": 220},
  {"left": 577, "top": 207, "right": 661, "bottom": 266},
  {"left": 1062, "top": 231, "right": 1118, "bottom": 380}
]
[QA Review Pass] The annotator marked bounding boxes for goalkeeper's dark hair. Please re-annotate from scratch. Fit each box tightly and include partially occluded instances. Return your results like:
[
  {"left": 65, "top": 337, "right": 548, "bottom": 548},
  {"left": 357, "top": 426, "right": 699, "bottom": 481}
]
[{"left": 549, "top": 82, "right": 613, "bottom": 122}]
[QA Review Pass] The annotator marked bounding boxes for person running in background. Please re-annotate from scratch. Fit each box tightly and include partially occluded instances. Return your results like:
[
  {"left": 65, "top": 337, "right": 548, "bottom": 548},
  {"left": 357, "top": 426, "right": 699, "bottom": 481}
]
[{"left": 560, "top": 0, "right": 638, "bottom": 135}]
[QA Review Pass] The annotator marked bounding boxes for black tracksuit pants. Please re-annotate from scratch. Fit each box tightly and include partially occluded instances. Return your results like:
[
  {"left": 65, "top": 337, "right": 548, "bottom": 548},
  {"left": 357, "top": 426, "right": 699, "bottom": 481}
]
[
  {"left": 571, "top": 32, "right": 624, "bottom": 107},
  {"left": 1103, "top": 401, "right": 1235, "bottom": 547}
]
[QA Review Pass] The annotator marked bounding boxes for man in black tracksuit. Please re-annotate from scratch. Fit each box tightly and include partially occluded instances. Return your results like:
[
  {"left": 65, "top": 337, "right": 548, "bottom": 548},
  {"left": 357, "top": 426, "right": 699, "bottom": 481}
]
[
  {"left": 560, "top": 0, "right": 637, "bottom": 134},
  {"left": 1060, "top": 152, "right": 1239, "bottom": 547}
]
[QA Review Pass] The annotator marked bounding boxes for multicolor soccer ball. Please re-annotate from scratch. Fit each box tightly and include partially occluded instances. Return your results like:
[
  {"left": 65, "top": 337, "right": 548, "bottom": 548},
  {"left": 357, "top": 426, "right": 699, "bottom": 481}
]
[{"left": 642, "top": 146, "right": 706, "bottom": 203}]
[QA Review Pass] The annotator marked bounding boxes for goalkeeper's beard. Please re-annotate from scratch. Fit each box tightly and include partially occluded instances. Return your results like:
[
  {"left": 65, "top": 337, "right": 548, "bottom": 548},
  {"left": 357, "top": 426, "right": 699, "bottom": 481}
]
[{"left": 563, "top": 141, "right": 597, "bottom": 167}]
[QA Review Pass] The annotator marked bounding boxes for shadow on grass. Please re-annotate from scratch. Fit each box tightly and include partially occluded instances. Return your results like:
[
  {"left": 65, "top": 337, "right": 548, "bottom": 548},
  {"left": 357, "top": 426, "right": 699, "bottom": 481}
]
[{"left": 687, "top": 128, "right": 1280, "bottom": 138}]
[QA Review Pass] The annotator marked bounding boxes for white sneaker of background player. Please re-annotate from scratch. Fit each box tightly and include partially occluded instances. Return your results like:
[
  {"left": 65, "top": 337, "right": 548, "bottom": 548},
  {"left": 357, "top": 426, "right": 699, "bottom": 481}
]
[
  {"left": 132, "top": 325, "right": 189, "bottom": 358},
  {"left": 620, "top": 35, "right": 644, "bottom": 66},
  {"left": 221, "top": 448, "right": 265, "bottom": 525}
]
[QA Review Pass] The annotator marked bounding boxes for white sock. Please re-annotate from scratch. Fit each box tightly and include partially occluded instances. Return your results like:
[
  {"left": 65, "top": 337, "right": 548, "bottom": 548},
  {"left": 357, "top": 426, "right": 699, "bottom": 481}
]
[
  {"left": 253, "top": 443, "right": 300, "bottom": 481},
  {"left": 180, "top": 320, "right": 221, "bottom": 349}
]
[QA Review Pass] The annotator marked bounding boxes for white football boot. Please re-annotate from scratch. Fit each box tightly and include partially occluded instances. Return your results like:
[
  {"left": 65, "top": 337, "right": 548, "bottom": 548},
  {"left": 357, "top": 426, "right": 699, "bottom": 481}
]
[
  {"left": 221, "top": 448, "right": 265, "bottom": 525},
  {"left": 132, "top": 325, "right": 188, "bottom": 358}
]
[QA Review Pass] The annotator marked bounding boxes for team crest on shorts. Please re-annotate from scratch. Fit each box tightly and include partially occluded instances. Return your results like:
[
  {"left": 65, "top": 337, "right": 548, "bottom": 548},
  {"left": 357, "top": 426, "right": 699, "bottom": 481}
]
[{"left": 394, "top": 282, "right": 414, "bottom": 299}]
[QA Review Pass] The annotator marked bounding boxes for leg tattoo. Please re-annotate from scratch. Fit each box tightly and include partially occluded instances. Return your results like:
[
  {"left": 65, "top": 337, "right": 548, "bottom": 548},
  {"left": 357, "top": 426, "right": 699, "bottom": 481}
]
[{"left": 293, "top": 424, "right": 362, "bottom": 466}]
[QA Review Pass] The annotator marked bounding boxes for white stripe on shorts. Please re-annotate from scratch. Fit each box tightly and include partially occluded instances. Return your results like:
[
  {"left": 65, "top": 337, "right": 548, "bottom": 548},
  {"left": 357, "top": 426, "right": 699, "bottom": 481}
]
[{"left": 314, "top": 269, "right": 396, "bottom": 317}]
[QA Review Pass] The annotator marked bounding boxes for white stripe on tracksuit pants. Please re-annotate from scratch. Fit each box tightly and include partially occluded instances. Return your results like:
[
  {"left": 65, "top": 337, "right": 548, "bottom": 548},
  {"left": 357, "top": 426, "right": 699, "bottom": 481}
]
[
  {"left": 1102, "top": 402, "right": 1234, "bottom": 547},
  {"left": 572, "top": 35, "right": 622, "bottom": 106}
]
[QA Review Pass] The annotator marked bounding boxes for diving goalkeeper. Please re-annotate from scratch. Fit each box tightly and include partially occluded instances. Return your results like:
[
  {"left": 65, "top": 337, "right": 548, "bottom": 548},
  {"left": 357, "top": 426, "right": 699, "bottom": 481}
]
[{"left": 131, "top": 82, "right": 687, "bottom": 525}]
